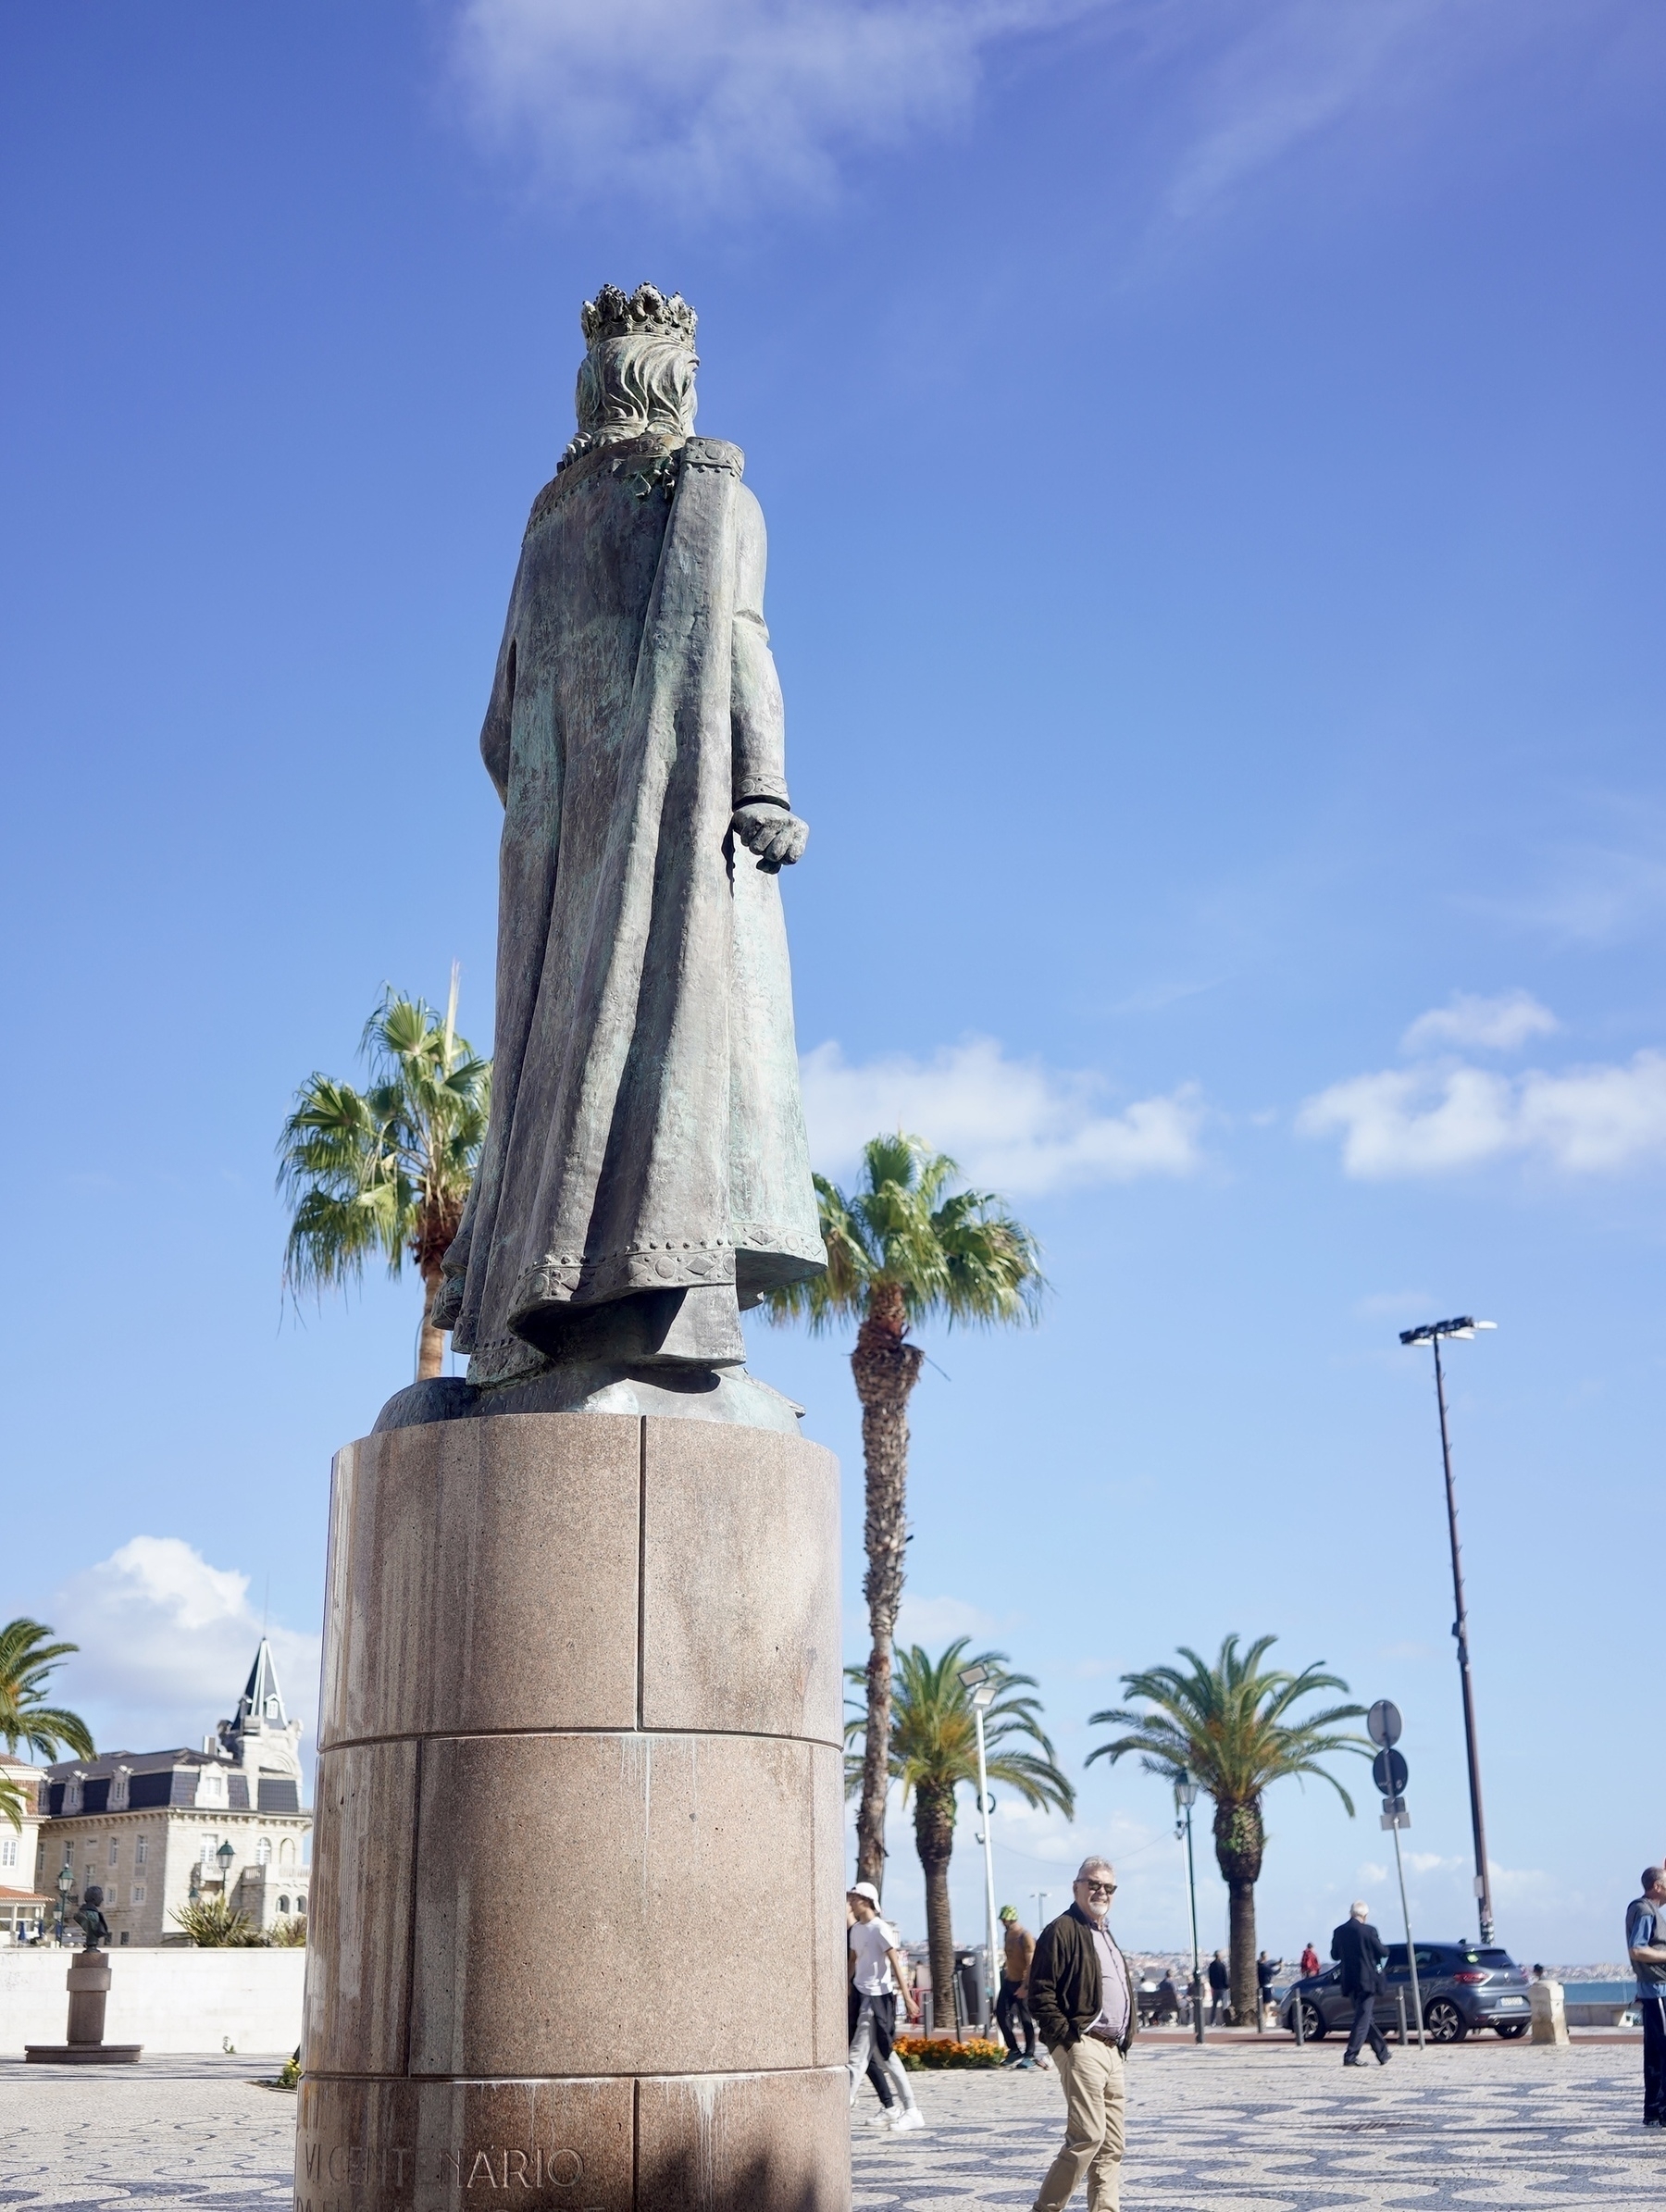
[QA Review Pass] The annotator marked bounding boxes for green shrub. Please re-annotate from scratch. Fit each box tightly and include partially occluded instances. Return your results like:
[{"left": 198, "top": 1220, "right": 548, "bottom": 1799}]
[{"left": 171, "top": 1897, "right": 265, "bottom": 1947}]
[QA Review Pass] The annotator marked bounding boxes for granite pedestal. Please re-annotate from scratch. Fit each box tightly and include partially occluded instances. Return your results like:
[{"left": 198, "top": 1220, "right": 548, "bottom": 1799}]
[
  {"left": 298, "top": 1410, "right": 847, "bottom": 2212},
  {"left": 26, "top": 1948, "right": 143, "bottom": 2063}
]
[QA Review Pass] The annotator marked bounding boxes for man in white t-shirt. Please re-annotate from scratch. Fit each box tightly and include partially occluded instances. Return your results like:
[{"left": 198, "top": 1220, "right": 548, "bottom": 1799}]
[{"left": 848, "top": 1883, "right": 924, "bottom": 2131}]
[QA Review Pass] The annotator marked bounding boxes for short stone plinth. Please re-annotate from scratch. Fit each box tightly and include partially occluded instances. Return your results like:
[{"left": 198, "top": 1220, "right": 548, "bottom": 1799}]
[
  {"left": 26, "top": 1948, "right": 143, "bottom": 2064},
  {"left": 1530, "top": 1979, "right": 1569, "bottom": 2045},
  {"left": 298, "top": 1411, "right": 847, "bottom": 2212}
]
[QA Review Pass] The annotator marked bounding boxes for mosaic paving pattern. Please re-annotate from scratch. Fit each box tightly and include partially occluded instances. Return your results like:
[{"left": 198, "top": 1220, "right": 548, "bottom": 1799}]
[
  {"left": 851, "top": 2044, "right": 1663, "bottom": 2210},
  {"left": 3, "top": 2044, "right": 1659, "bottom": 2211},
  {"left": 0, "top": 2057, "right": 293, "bottom": 2212}
]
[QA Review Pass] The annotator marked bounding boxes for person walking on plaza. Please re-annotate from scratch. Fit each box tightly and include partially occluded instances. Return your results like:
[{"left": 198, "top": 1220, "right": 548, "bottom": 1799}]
[
  {"left": 997, "top": 1904, "right": 1039, "bottom": 2068},
  {"left": 848, "top": 1883, "right": 924, "bottom": 2131},
  {"left": 1300, "top": 1940, "right": 1321, "bottom": 1980},
  {"left": 1154, "top": 1970, "right": 1178, "bottom": 2024},
  {"left": 1206, "top": 1950, "right": 1230, "bottom": 2024},
  {"left": 1625, "top": 1866, "right": 1666, "bottom": 2125},
  {"left": 1026, "top": 1856, "right": 1138, "bottom": 2212},
  {"left": 1332, "top": 1901, "right": 1391, "bottom": 2067}
]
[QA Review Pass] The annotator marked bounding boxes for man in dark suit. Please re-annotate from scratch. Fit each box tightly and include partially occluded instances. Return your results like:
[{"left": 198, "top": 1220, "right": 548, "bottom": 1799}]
[{"left": 1332, "top": 1901, "right": 1391, "bottom": 2067}]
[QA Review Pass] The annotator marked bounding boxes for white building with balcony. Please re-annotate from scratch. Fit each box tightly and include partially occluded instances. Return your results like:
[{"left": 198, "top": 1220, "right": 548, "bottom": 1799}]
[{"left": 36, "top": 1639, "right": 311, "bottom": 1945}]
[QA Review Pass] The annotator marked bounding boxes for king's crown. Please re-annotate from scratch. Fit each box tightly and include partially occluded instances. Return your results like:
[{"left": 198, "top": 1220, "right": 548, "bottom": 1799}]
[{"left": 580, "top": 283, "right": 697, "bottom": 349}]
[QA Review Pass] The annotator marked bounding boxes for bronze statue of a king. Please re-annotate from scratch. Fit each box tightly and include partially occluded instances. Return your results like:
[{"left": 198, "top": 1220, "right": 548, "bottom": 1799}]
[{"left": 427, "top": 283, "right": 825, "bottom": 1428}]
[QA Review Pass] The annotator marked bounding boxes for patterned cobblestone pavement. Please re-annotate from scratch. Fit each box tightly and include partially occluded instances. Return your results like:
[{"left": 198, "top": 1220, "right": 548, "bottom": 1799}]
[
  {"left": 0, "top": 2057, "right": 293, "bottom": 2212},
  {"left": 851, "top": 2043, "right": 1663, "bottom": 2210},
  {"left": 2, "top": 2045, "right": 1659, "bottom": 2211}
]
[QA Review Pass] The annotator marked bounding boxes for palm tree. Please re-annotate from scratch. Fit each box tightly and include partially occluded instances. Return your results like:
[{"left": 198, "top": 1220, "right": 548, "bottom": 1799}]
[
  {"left": 765, "top": 1135, "right": 1044, "bottom": 1891},
  {"left": 0, "top": 1619, "right": 94, "bottom": 1764},
  {"left": 278, "top": 974, "right": 491, "bottom": 1381},
  {"left": 1086, "top": 1634, "right": 1366, "bottom": 2023},
  {"left": 848, "top": 1639, "right": 1074, "bottom": 2026}
]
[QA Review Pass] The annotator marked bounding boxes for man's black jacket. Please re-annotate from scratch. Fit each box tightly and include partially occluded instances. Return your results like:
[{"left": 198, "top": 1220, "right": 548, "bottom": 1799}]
[
  {"left": 1331, "top": 1918, "right": 1386, "bottom": 1996},
  {"left": 1026, "top": 1905, "right": 1138, "bottom": 2056}
]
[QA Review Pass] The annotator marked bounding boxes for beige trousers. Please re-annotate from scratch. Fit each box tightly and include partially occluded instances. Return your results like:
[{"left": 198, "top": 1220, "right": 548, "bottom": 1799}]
[{"left": 1032, "top": 2035, "right": 1125, "bottom": 2212}]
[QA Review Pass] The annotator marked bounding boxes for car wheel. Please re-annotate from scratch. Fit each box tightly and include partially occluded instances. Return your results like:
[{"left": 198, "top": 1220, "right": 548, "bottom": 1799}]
[
  {"left": 1424, "top": 1999, "right": 1468, "bottom": 2044},
  {"left": 1293, "top": 2000, "right": 1326, "bottom": 2042},
  {"left": 1494, "top": 2021, "right": 1528, "bottom": 2039}
]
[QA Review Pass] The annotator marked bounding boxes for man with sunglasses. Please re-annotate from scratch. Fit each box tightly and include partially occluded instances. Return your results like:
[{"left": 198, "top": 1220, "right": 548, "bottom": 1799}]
[{"left": 1026, "top": 1857, "right": 1138, "bottom": 2212}]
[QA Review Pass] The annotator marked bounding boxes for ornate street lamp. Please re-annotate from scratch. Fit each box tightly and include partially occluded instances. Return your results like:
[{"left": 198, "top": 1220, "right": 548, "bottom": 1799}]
[
  {"left": 957, "top": 1661, "right": 1001, "bottom": 2033},
  {"left": 1174, "top": 1770, "right": 1204, "bottom": 2045},
  {"left": 217, "top": 1838, "right": 236, "bottom": 1894},
  {"left": 54, "top": 1864, "right": 74, "bottom": 1945}
]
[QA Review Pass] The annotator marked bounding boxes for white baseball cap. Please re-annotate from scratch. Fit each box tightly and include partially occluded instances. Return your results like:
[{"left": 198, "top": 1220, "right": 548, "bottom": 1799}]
[{"left": 848, "top": 1882, "right": 881, "bottom": 1906}]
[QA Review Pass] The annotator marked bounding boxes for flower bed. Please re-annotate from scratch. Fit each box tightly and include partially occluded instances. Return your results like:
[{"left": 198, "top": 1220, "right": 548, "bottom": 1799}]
[{"left": 893, "top": 2034, "right": 1005, "bottom": 2070}]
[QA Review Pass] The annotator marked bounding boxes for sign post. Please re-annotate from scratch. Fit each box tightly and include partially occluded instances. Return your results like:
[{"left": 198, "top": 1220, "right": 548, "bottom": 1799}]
[{"left": 1369, "top": 1700, "right": 1424, "bottom": 2052}]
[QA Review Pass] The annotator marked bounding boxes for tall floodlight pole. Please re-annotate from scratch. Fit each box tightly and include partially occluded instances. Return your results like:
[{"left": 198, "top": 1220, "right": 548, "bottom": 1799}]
[
  {"left": 1399, "top": 1316, "right": 1498, "bottom": 1945},
  {"left": 959, "top": 1663, "right": 1002, "bottom": 2031},
  {"left": 1175, "top": 1770, "right": 1205, "bottom": 2044}
]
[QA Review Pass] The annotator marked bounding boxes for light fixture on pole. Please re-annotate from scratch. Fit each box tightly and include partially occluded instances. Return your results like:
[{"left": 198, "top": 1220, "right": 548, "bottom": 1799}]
[
  {"left": 55, "top": 1864, "right": 73, "bottom": 1946},
  {"left": 1174, "top": 1769, "right": 1204, "bottom": 2045},
  {"left": 217, "top": 1838, "right": 236, "bottom": 1895},
  {"left": 1399, "top": 1315, "right": 1498, "bottom": 1945},
  {"left": 958, "top": 1661, "right": 1002, "bottom": 2032}
]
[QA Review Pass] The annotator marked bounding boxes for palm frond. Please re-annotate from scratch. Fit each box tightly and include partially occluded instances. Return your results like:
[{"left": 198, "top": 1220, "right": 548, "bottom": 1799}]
[{"left": 1084, "top": 1633, "right": 1367, "bottom": 1810}]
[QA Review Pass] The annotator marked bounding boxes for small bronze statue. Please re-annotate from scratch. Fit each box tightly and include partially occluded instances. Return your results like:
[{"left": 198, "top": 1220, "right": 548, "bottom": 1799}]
[{"left": 72, "top": 1884, "right": 111, "bottom": 1951}]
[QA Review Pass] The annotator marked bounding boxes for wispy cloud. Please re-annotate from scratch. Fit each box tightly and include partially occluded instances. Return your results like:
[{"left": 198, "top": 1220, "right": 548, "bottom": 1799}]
[
  {"left": 801, "top": 1037, "right": 1205, "bottom": 1195},
  {"left": 1164, "top": 0, "right": 1445, "bottom": 220},
  {"left": 1301, "top": 998, "right": 1666, "bottom": 1179},
  {"left": 893, "top": 1592, "right": 1009, "bottom": 1647},
  {"left": 1400, "top": 990, "right": 1558, "bottom": 1055},
  {"left": 1299, "top": 1049, "right": 1666, "bottom": 1179},
  {"left": 446, "top": 0, "right": 1639, "bottom": 217},
  {"left": 448, "top": 0, "right": 1081, "bottom": 211},
  {"left": 52, "top": 1537, "right": 320, "bottom": 1762}
]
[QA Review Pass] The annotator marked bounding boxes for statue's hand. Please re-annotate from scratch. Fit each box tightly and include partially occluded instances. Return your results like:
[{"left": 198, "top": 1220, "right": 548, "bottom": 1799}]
[{"left": 730, "top": 802, "right": 808, "bottom": 874}]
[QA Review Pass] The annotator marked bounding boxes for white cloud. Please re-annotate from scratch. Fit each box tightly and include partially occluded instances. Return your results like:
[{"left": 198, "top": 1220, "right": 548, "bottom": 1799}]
[
  {"left": 51, "top": 1537, "right": 320, "bottom": 1761},
  {"left": 448, "top": 0, "right": 1078, "bottom": 211},
  {"left": 801, "top": 1037, "right": 1206, "bottom": 1196},
  {"left": 446, "top": 0, "right": 1649, "bottom": 218},
  {"left": 1400, "top": 990, "right": 1559, "bottom": 1055},
  {"left": 892, "top": 1592, "right": 1007, "bottom": 1648},
  {"left": 1298, "top": 1050, "right": 1666, "bottom": 1179},
  {"left": 1165, "top": 0, "right": 1444, "bottom": 220}
]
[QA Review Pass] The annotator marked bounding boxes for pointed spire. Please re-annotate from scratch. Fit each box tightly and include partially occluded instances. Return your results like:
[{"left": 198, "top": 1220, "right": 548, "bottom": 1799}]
[{"left": 239, "top": 1636, "right": 287, "bottom": 1728}]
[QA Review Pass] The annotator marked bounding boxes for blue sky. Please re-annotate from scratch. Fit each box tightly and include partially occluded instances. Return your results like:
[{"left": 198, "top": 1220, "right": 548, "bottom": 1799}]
[{"left": 4, "top": 2, "right": 1663, "bottom": 1966}]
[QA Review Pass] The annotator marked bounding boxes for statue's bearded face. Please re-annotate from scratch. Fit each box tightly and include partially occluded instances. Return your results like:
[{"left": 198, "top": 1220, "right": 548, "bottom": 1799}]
[{"left": 575, "top": 334, "right": 698, "bottom": 444}]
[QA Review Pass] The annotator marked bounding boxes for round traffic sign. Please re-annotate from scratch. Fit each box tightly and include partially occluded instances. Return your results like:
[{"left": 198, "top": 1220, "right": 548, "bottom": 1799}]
[
  {"left": 1367, "top": 1699, "right": 1402, "bottom": 1748},
  {"left": 1371, "top": 1747, "right": 1409, "bottom": 1796}
]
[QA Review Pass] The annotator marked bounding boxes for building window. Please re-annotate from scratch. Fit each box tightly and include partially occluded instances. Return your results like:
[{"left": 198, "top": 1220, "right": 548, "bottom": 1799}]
[
  {"left": 0, "top": 1839, "right": 15, "bottom": 1869},
  {"left": 199, "top": 1835, "right": 217, "bottom": 1868},
  {"left": 108, "top": 1839, "right": 119, "bottom": 1866},
  {"left": 278, "top": 1895, "right": 290, "bottom": 1914},
  {"left": 280, "top": 1838, "right": 296, "bottom": 1868},
  {"left": 256, "top": 1837, "right": 272, "bottom": 1867},
  {"left": 119, "top": 1931, "right": 130, "bottom": 1945},
  {"left": 135, "top": 1837, "right": 147, "bottom": 1868},
  {"left": 296, "top": 1895, "right": 306, "bottom": 1916},
  {"left": 131, "top": 1885, "right": 145, "bottom": 1905}
]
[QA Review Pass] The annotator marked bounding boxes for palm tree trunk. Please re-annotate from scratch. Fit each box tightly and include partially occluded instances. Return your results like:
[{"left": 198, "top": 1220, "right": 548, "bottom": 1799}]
[
  {"left": 914, "top": 1784, "right": 957, "bottom": 2037},
  {"left": 851, "top": 1281, "right": 924, "bottom": 1892},
  {"left": 1212, "top": 1795, "right": 1265, "bottom": 2025},
  {"left": 1227, "top": 1879, "right": 1257, "bottom": 2024},
  {"left": 416, "top": 1266, "right": 448, "bottom": 1383}
]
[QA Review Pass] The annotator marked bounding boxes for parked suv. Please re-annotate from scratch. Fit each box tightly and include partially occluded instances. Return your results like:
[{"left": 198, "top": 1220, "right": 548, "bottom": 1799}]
[{"left": 1281, "top": 1943, "right": 1531, "bottom": 2043}]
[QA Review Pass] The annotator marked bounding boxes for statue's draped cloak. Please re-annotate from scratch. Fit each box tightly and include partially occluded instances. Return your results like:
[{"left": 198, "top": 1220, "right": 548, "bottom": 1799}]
[{"left": 441, "top": 434, "right": 825, "bottom": 1386}]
